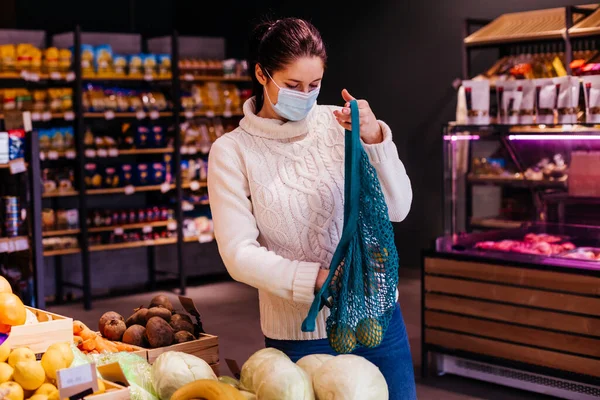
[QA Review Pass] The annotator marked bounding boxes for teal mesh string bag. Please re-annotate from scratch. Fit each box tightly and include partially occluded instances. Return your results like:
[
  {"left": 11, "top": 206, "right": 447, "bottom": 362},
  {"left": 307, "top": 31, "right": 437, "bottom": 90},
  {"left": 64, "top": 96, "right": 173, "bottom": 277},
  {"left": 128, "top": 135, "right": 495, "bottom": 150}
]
[{"left": 301, "top": 99, "right": 399, "bottom": 354}]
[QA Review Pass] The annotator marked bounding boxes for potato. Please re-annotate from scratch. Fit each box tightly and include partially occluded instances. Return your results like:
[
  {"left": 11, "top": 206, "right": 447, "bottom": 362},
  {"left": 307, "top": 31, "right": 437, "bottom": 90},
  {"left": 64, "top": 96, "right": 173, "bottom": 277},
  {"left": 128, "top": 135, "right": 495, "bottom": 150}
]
[
  {"left": 170, "top": 319, "right": 194, "bottom": 335},
  {"left": 145, "top": 307, "right": 171, "bottom": 323},
  {"left": 173, "top": 331, "right": 195, "bottom": 344},
  {"left": 103, "top": 319, "right": 127, "bottom": 341},
  {"left": 126, "top": 308, "right": 148, "bottom": 327},
  {"left": 145, "top": 317, "right": 174, "bottom": 348},
  {"left": 122, "top": 325, "right": 148, "bottom": 347},
  {"left": 171, "top": 313, "right": 193, "bottom": 325},
  {"left": 99, "top": 312, "right": 124, "bottom": 336},
  {"left": 149, "top": 295, "right": 174, "bottom": 312}
]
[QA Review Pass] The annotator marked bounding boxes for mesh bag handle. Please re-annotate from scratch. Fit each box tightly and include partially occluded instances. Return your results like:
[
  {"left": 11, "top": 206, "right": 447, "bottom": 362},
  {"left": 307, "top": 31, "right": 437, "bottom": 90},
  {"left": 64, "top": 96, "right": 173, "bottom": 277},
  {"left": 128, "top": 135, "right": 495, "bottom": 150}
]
[{"left": 302, "top": 99, "right": 361, "bottom": 332}]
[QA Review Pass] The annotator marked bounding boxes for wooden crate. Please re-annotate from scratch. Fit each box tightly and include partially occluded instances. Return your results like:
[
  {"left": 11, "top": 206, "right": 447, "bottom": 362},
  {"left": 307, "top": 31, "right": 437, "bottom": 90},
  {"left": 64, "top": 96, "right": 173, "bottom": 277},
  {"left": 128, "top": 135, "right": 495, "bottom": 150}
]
[
  {"left": 145, "top": 333, "right": 219, "bottom": 368},
  {"left": 5, "top": 307, "right": 72, "bottom": 354},
  {"left": 87, "top": 380, "right": 129, "bottom": 400}
]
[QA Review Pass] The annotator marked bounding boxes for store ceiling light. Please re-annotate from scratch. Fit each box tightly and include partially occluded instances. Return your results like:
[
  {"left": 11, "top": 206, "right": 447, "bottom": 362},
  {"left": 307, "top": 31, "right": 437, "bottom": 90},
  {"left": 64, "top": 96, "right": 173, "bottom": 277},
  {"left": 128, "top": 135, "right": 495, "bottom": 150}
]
[
  {"left": 443, "top": 135, "right": 480, "bottom": 141},
  {"left": 508, "top": 134, "right": 600, "bottom": 141}
]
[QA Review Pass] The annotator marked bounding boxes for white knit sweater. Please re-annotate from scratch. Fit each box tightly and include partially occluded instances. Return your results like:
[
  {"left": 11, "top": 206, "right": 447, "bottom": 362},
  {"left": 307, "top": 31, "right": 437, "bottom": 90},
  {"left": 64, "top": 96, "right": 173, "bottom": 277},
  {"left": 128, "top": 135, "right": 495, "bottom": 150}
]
[{"left": 207, "top": 98, "right": 412, "bottom": 340}]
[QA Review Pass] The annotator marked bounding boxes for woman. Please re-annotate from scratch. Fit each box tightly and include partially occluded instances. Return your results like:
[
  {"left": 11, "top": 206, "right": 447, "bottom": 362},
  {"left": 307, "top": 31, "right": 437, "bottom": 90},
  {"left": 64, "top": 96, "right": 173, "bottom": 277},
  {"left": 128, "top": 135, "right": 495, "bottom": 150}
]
[{"left": 208, "top": 18, "right": 415, "bottom": 399}]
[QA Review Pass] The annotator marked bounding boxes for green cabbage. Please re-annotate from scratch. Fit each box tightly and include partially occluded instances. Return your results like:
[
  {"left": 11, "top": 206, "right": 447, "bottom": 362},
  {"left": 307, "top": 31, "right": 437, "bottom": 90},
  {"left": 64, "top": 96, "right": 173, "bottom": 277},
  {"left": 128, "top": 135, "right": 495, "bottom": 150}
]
[
  {"left": 253, "top": 357, "right": 314, "bottom": 400},
  {"left": 151, "top": 351, "right": 216, "bottom": 400},
  {"left": 296, "top": 354, "right": 334, "bottom": 382},
  {"left": 239, "top": 348, "right": 289, "bottom": 392}
]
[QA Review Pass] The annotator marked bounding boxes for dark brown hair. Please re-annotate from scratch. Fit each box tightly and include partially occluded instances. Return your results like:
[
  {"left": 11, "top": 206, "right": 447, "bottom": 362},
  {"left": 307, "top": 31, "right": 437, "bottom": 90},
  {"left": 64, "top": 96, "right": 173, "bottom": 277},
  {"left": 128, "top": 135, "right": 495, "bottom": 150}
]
[{"left": 249, "top": 18, "right": 327, "bottom": 112}]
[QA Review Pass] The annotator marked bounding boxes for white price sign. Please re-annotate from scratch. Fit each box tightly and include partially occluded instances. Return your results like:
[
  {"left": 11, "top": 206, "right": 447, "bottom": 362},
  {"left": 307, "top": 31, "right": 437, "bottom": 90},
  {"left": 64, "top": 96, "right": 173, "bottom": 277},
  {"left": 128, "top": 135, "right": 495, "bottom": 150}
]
[
  {"left": 66, "top": 72, "right": 76, "bottom": 82},
  {"left": 104, "top": 110, "right": 115, "bottom": 120},
  {"left": 28, "top": 73, "right": 40, "bottom": 82},
  {"left": 108, "top": 148, "right": 119, "bottom": 157},
  {"left": 144, "top": 74, "right": 154, "bottom": 81},
  {"left": 20, "top": 70, "right": 29, "bottom": 80},
  {"left": 39, "top": 152, "right": 46, "bottom": 161},
  {"left": 190, "top": 181, "right": 201, "bottom": 191},
  {"left": 9, "top": 159, "right": 26, "bottom": 175},
  {"left": 206, "top": 110, "right": 215, "bottom": 118},
  {"left": 124, "top": 185, "right": 135, "bottom": 195},
  {"left": 65, "top": 150, "right": 76, "bottom": 159},
  {"left": 50, "top": 72, "right": 62, "bottom": 80},
  {"left": 160, "top": 182, "right": 171, "bottom": 193},
  {"left": 184, "top": 110, "right": 194, "bottom": 119},
  {"left": 48, "top": 151, "right": 59, "bottom": 160},
  {"left": 180, "top": 146, "right": 189, "bottom": 155},
  {"left": 42, "top": 111, "right": 52, "bottom": 121},
  {"left": 149, "top": 110, "right": 160, "bottom": 120},
  {"left": 31, "top": 112, "right": 41, "bottom": 122},
  {"left": 64, "top": 111, "right": 75, "bottom": 121},
  {"left": 167, "top": 221, "right": 177, "bottom": 231},
  {"left": 184, "top": 74, "right": 194, "bottom": 81},
  {"left": 57, "top": 363, "right": 99, "bottom": 400},
  {"left": 85, "top": 149, "right": 96, "bottom": 158},
  {"left": 136, "top": 110, "right": 146, "bottom": 120},
  {"left": 223, "top": 111, "right": 233, "bottom": 118},
  {"left": 142, "top": 226, "right": 153, "bottom": 234},
  {"left": 188, "top": 147, "right": 197, "bottom": 155},
  {"left": 96, "top": 149, "right": 108, "bottom": 158},
  {"left": 114, "top": 228, "right": 124, "bottom": 235}
]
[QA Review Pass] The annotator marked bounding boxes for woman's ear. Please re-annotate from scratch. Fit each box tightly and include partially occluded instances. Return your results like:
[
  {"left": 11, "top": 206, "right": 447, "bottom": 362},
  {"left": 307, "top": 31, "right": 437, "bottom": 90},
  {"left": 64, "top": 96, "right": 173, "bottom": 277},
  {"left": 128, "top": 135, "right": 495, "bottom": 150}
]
[{"left": 255, "top": 64, "right": 267, "bottom": 86}]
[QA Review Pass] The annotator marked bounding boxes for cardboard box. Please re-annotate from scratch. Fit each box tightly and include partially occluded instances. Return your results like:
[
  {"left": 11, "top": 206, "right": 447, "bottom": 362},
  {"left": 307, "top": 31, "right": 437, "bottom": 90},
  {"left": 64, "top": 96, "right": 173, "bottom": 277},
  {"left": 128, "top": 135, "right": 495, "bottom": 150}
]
[{"left": 5, "top": 307, "right": 72, "bottom": 354}]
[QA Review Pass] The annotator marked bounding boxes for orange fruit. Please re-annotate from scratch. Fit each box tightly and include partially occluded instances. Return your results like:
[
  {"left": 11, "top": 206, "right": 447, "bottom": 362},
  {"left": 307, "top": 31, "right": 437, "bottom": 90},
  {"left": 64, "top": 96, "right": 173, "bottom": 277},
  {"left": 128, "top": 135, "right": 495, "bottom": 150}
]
[
  {"left": 0, "top": 293, "right": 26, "bottom": 326},
  {"left": 0, "top": 324, "right": 11, "bottom": 334},
  {"left": 0, "top": 277, "right": 12, "bottom": 294}
]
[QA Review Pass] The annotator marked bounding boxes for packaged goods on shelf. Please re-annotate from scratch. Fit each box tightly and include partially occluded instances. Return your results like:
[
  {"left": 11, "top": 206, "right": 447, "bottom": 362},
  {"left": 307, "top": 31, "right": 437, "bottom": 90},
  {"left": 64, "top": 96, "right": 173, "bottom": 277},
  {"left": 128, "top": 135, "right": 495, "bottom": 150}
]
[
  {"left": 42, "top": 208, "right": 79, "bottom": 231},
  {"left": 181, "top": 158, "right": 208, "bottom": 184},
  {"left": 183, "top": 216, "right": 213, "bottom": 242},
  {"left": 84, "top": 124, "right": 173, "bottom": 153},
  {"left": 83, "top": 85, "right": 169, "bottom": 112},
  {"left": 38, "top": 127, "right": 75, "bottom": 153},
  {"left": 0, "top": 87, "right": 73, "bottom": 113},
  {"left": 179, "top": 58, "right": 248, "bottom": 78},
  {"left": 43, "top": 236, "right": 78, "bottom": 251},
  {"left": 87, "top": 207, "right": 173, "bottom": 228},
  {"left": 42, "top": 167, "right": 75, "bottom": 195},
  {"left": 0, "top": 43, "right": 72, "bottom": 74},
  {"left": 181, "top": 82, "right": 249, "bottom": 115}
]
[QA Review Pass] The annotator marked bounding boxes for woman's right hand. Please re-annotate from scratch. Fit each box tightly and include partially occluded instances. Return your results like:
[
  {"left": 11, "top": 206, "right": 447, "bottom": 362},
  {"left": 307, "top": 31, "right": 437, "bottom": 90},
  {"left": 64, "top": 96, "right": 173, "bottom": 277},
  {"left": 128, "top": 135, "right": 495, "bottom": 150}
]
[{"left": 315, "top": 268, "right": 330, "bottom": 293}]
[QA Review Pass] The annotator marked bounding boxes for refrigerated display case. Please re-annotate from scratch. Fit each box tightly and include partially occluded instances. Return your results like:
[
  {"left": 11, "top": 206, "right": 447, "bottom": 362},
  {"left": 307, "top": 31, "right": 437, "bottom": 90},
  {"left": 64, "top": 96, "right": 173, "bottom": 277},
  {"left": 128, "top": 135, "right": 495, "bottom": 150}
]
[{"left": 423, "top": 123, "right": 600, "bottom": 399}]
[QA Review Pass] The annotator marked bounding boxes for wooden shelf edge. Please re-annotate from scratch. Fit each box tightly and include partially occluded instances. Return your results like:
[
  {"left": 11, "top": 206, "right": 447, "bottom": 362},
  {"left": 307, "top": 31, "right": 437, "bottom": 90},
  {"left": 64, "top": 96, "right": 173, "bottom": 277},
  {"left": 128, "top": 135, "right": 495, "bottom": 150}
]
[
  {"left": 42, "top": 191, "right": 79, "bottom": 198},
  {"left": 88, "top": 220, "right": 174, "bottom": 233},
  {"left": 180, "top": 75, "right": 251, "bottom": 82},
  {"left": 116, "top": 148, "right": 174, "bottom": 155},
  {"left": 83, "top": 112, "right": 173, "bottom": 118},
  {"left": 43, "top": 248, "right": 81, "bottom": 256},
  {"left": 86, "top": 184, "right": 174, "bottom": 195},
  {"left": 42, "top": 229, "right": 80, "bottom": 237},
  {"left": 83, "top": 76, "right": 172, "bottom": 82},
  {"left": 89, "top": 238, "right": 177, "bottom": 252}
]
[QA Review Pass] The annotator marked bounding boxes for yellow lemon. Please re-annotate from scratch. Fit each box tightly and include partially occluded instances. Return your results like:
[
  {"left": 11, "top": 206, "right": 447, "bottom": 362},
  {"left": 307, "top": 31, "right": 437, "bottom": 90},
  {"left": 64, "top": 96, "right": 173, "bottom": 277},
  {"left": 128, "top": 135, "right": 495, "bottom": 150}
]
[
  {"left": 47, "top": 390, "right": 59, "bottom": 400},
  {"left": 13, "top": 361, "right": 45, "bottom": 390},
  {"left": 8, "top": 348, "right": 36, "bottom": 368},
  {"left": 356, "top": 318, "right": 384, "bottom": 348},
  {"left": 34, "top": 383, "right": 58, "bottom": 397},
  {"left": 329, "top": 323, "right": 357, "bottom": 354},
  {"left": 0, "top": 362, "right": 13, "bottom": 383},
  {"left": 0, "top": 381, "right": 24, "bottom": 400},
  {"left": 29, "top": 395, "right": 49, "bottom": 400},
  {"left": 95, "top": 379, "right": 105, "bottom": 394},
  {"left": 0, "top": 342, "right": 10, "bottom": 363},
  {"left": 40, "top": 350, "right": 69, "bottom": 381},
  {"left": 45, "top": 343, "right": 73, "bottom": 369}
]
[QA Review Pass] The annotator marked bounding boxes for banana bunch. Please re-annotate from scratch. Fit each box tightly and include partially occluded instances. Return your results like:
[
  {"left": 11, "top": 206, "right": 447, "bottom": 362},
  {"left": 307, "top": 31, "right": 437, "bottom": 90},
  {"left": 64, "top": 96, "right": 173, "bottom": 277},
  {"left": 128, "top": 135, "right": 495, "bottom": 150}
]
[{"left": 171, "top": 379, "right": 254, "bottom": 400}]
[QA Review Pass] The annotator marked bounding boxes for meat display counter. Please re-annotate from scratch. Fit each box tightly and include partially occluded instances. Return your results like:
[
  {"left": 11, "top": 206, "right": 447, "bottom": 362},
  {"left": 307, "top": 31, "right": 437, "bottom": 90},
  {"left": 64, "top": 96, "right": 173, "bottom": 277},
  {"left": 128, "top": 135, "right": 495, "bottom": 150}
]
[{"left": 423, "top": 124, "right": 600, "bottom": 399}]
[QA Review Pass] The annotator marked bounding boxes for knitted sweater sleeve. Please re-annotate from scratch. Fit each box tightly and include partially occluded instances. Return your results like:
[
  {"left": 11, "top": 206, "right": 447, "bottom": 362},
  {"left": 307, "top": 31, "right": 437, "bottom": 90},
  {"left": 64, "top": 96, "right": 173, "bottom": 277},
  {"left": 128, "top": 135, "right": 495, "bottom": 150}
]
[
  {"left": 361, "top": 120, "right": 413, "bottom": 222},
  {"left": 207, "top": 136, "right": 321, "bottom": 304}
]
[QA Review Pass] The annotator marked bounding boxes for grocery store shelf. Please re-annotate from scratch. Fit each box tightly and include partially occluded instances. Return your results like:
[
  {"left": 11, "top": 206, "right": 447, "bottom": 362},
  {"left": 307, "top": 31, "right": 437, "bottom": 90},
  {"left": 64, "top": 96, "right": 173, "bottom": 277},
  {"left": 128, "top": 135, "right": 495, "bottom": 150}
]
[
  {"left": 42, "top": 190, "right": 79, "bottom": 198},
  {"left": 0, "top": 112, "right": 72, "bottom": 121},
  {"left": 42, "top": 229, "right": 80, "bottom": 237},
  {"left": 116, "top": 148, "right": 174, "bottom": 155},
  {"left": 40, "top": 150, "right": 77, "bottom": 160},
  {"left": 83, "top": 76, "right": 172, "bottom": 82},
  {"left": 87, "top": 184, "right": 174, "bottom": 195},
  {"left": 470, "top": 217, "right": 524, "bottom": 230},
  {"left": 468, "top": 174, "right": 567, "bottom": 189},
  {"left": 83, "top": 111, "right": 173, "bottom": 118},
  {"left": 43, "top": 247, "right": 81, "bottom": 257},
  {"left": 447, "top": 123, "right": 600, "bottom": 134},
  {"left": 0, "top": 71, "right": 75, "bottom": 81},
  {"left": 0, "top": 236, "right": 29, "bottom": 254},
  {"left": 182, "top": 181, "right": 208, "bottom": 190},
  {"left": 180, "top": 110, "right": 243, "bottom": 118},
  {"left": 180, "top": 75, "right": 251, "bottom": 82},
  {"left": 88, "top": 220, "right": 174, "bottom": 233},
  {"left": 184, "top": 235, "right": 214, "bottom": 243},
  {"left": 89, "top": 237, "right": 177, "bottom": 252}
]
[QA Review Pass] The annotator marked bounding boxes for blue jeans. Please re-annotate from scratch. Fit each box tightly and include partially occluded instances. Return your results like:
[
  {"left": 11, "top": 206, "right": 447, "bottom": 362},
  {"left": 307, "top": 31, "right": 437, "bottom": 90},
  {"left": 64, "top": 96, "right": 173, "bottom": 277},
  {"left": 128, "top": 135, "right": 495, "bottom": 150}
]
[{"left": 265, "top": 304, "right": 417, "bottom": 400}]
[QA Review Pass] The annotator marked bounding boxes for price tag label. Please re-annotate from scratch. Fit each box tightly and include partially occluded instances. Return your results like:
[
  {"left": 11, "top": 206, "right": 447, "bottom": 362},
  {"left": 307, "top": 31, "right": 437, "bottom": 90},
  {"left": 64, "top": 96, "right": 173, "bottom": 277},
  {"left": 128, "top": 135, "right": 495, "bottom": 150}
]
[
  {"left": 66, "top": 72, "right": 76, "bottom": 82},
  {"left": 96, "top": 149, "right": 108, "bottom": 158},
  {"left": 114, "top": 227, "right": 124, "bottom": 235},
  {"left": 108, "top": 148, "right": 119, "bottom": 157},
  {"left": 184, "top": 110, "right": 194, "bottom": 119},
  {"left": 28, "top": 73, "right": 40, "bottom": 82},
  {"left": 144, "top": 74, "right": 154, "bottom": 81},
  {"left": 188, "top": 147, "right": 197, "bottom": 155},
  {"left": 223, "top": 111, "right": 233, "bottom": 118},
  {"left": 39, "top": 152, "right": 46, "bottom": 161},
  {"left": 50, "top": 72, "right": 62, "bottom": 80},
  {"left": 20, "top": 70, "right": 30, "bottom": 80},
  {"left": 6, "top": 240, "right": 16, "bottom": 253},
  {"left": 57, "top": 363, "right": 99, "bottom": 400},
  {"left": 198, "top": 233, "right": 214, "bottom": 243},
  {"left": 42, "top": 111, "right": 52, "bottom": 121},
  {"left": 184, "top": 74, "right": 194, "bottom": 81},
  {"left": 136, "top": 110, "right": 146, "bottom": 120},
  {"left": 167, "top": 221, "right": 177, "bottom": 231},
  {"left": 190, "top": 180, "right": 201, "bottom": 191},
  {"left": 14, "top": 237, "right": 28, "bottom": 252},
  {"left": 9, "top": 158, "right": 26, "bottom": 175},
  {"left": 149, "top": 110, "right": 160, "bottom": 120},
  {"left": 64, "top": 111, "right": 75, "bottom": 121},
  {"left": 181, "top": 146, "right": 189, "bottom": 155},
  {"left": 206, "top": 110, "right": 215, "bottom": 118},
  {"left": 142, "top": 226, "right": 153, "bottom": 234},
  {"left": 105, "top": 110, "right": 115, "bottom": 120},
  {"left": 0, "top": 241, "right": 8, "bottom": 253},
  {"left": 97, "top": 363, "right": 129, "bottom": 387},
  {"left": 124, "top": 185, "right": 135, "bottom": 195},
  {"left": 65, "top": 150, "right": 76, "bottom": 159},
  {"left": 48, "top": 151, "right": 59, "bottom": 160},
  {"left": 85, "top": 149, "right": 96, "bottom": 158},
  {"left": 160, "top": 182, "right": 171, "bottom": 193},
  {"left": 31, "top": 112, "right": 41, "bottom": 122}
]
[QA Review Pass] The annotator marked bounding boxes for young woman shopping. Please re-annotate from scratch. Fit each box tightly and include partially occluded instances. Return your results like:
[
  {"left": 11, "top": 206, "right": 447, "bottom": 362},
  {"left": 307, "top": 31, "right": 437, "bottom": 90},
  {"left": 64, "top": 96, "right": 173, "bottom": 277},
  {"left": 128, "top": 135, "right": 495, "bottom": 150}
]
[{"left": 207, "top": 18, "right": 416, "bottom": 399}]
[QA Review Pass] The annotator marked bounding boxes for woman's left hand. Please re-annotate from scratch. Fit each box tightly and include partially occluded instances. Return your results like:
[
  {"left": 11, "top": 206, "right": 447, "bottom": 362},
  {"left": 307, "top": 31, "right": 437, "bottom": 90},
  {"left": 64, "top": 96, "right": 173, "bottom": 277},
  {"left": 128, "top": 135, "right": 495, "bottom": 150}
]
[{"left": 333, "top": 89, "right": 383, "bottom": 144}]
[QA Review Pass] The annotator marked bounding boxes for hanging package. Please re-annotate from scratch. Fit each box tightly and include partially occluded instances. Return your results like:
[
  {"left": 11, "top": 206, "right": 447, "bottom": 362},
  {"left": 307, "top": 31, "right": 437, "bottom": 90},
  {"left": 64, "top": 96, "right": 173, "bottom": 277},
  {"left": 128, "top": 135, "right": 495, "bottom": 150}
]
[{"left": 301, "top": 100, "right": 399, "bottom": 353}]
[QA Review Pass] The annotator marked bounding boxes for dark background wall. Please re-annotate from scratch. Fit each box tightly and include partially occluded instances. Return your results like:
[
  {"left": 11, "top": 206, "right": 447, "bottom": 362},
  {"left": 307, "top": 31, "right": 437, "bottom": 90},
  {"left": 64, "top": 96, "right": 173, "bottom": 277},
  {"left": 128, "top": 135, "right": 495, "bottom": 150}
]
[{"left": 1, "top": 0, "right": 586, "bottom": 272}]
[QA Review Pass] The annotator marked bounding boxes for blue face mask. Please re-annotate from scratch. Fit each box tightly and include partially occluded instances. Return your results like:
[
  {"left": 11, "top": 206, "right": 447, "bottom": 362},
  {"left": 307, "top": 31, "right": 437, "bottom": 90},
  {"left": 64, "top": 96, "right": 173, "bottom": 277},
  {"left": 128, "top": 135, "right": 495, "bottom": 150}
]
[{"left": 264, "top": 70, "right": 320, "bottom": 121}]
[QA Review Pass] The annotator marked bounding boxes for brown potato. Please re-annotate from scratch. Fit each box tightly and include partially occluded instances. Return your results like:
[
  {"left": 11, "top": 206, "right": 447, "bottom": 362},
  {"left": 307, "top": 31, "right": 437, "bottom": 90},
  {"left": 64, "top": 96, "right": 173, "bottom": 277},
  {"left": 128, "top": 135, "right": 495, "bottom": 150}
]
[
  {"left": 103, "top": 319, "right": 127, "bottom": 341},
  {"left": 149, "top": 295, "right": 174, "bottom": 312},
  {"left": 145, "top": 317, "right": 174, "bottom": 348},
  {"left": 126, "top": 308, "right": 148, "bottom": 327},
  {"left": 173, "top": 331, "right": 195, "bottom": 344},
  {"left": 122, "top": 325, "right": 148, "bottom": 347},
  {"left": 145, "top": 306, "right": 172, "bottom": 323},
  {"left": 170, "top": 319, "right": 194, "bottom": 335},
  {"left": 171, "top": 313, "right": 193, "bottom": 325},
  {"left": 98, "top": 312, "right": 124, "bottom": 336}
]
